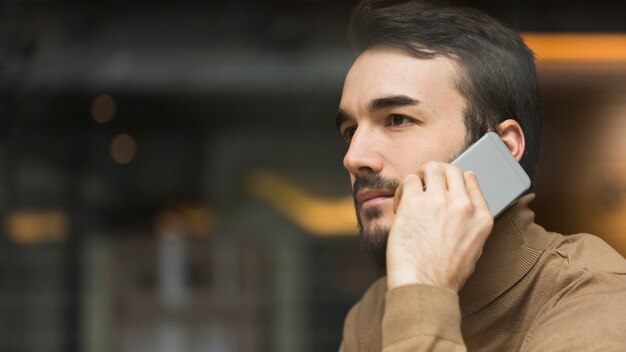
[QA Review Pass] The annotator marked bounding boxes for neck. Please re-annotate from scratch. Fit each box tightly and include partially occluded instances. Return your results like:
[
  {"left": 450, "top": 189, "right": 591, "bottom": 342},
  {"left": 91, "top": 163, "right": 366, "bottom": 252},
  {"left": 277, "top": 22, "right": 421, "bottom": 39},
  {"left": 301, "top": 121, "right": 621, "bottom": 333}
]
[{"left": 458, "top": 194, "right": 555, "bottom": 316}]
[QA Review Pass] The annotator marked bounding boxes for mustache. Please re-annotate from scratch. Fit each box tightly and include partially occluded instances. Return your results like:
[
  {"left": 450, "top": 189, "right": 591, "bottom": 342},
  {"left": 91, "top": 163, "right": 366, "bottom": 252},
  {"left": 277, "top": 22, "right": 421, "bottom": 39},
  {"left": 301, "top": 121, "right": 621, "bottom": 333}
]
[{"left": 352, "top": 174, "right": 400, "bottom": 201}]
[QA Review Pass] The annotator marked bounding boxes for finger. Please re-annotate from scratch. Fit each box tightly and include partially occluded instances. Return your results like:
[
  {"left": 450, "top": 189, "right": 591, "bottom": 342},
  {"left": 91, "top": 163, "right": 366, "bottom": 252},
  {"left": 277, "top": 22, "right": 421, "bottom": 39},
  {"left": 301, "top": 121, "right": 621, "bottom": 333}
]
[
  {"left": 444, "top": 164, "right": 468, "bottom": 196},
  {"left": 420, "top": 162, "right": 446, "bottom": 195},
  {"left": 464, "top": 171, "right": 489, "bottom": 210},
  {"left": 394, "top": 174, "right": 424, "bottom": 213},
  {"left": 393, "top": 181, "right": 404, "bottom": 213},
  {"left": 404, "top": 174, "right": 425, "bottom": 194}
]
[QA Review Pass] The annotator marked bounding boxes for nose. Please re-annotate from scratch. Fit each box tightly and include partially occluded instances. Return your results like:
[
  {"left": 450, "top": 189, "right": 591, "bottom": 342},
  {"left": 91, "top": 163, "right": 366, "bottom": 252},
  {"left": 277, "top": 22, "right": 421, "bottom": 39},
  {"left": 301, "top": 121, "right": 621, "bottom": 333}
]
[{"left": 342, "top": 126, "right": 383, "bottom": 176}]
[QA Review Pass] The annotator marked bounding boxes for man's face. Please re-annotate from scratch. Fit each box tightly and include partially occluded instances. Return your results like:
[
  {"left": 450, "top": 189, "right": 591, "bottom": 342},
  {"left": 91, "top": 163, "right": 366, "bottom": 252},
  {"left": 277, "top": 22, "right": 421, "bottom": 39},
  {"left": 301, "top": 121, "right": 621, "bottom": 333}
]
[{"left": 337, "top": 46, "right": 469, "bottom": 266}]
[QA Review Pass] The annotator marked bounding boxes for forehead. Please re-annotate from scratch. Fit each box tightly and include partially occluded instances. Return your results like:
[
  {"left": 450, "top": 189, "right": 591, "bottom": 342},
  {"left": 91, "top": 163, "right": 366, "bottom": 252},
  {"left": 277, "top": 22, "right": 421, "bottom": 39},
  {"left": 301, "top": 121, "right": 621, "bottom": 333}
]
[{"left": 340, "top": 46, "right": 462, "bottom": 111}]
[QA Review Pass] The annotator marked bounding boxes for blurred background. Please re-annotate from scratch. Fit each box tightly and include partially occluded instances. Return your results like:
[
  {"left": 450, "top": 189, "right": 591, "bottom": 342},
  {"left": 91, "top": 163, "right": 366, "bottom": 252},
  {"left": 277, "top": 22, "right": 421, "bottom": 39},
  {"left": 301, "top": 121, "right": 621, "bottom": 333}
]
[{"left": 1, "top": 0, "right": 626, "bottom": 351}]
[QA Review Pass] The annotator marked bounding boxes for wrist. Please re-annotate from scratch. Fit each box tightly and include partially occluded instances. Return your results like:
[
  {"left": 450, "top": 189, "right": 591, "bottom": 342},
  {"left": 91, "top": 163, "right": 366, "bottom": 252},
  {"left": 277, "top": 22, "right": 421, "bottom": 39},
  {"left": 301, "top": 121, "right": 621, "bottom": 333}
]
[{"left": 387, "top": 269, "right": 458, "bottom": 291}]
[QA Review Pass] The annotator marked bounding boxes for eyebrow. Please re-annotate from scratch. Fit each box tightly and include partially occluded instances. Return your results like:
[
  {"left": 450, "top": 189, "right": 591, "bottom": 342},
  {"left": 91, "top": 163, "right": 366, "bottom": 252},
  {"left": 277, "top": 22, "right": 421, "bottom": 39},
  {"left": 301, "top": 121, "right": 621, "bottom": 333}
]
[
  {"left": 335, "top": 95, "right": 421, "bottom": 130},
  {"left": 369, "top": 95, "right": 420, "bottom": 112}
]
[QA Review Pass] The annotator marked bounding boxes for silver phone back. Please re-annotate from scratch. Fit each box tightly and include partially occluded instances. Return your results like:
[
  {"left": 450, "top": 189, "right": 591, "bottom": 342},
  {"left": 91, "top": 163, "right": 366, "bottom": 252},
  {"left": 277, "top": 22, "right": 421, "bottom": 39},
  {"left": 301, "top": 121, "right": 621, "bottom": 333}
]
[{"left": 452, "top": 132, "right": 531, "bottom": 217}]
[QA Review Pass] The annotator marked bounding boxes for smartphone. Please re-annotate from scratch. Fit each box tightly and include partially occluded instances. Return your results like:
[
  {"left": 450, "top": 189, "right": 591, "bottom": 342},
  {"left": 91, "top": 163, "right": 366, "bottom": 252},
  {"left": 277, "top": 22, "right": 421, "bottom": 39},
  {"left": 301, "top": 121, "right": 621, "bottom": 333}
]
[{"left": 452, "top": 132, "right": 531, "bottom": 217}]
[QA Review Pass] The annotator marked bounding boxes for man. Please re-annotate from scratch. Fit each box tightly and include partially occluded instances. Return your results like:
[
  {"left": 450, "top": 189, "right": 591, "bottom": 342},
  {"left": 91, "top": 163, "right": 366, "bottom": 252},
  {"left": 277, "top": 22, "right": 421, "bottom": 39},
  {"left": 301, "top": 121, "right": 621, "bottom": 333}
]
[{"left": 336, "top": 1, "right": 626, "bottom": 351}]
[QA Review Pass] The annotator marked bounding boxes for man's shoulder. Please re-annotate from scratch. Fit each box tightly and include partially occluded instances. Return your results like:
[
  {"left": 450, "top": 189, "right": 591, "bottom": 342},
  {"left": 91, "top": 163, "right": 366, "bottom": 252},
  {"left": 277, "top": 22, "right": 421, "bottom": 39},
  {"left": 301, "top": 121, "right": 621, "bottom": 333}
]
[
  {"left": 521, "top": 233, "right": 626, "bottom": 350},
  {"left": 361, "top": 276, "right": 388, "bottom": 302},
  {"left": 347, "top": 276, "right": 387, "bottom": 320},
  {"left": 533, "top": 231, "right": 626, "bottom": 308},
  {"left": 549, "top": 232, "right": 626, "bottom": 274},
  {"left": 341, "top": 277, "right": 387, "bottom": 351}
]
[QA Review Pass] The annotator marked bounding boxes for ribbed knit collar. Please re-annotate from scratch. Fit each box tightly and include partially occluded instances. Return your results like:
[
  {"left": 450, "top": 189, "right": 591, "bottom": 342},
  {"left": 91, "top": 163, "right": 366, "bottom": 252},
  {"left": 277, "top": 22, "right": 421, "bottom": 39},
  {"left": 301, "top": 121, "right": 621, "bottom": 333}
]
[{"left": 458, "top": 193, "right": 556, "bottom": 317}]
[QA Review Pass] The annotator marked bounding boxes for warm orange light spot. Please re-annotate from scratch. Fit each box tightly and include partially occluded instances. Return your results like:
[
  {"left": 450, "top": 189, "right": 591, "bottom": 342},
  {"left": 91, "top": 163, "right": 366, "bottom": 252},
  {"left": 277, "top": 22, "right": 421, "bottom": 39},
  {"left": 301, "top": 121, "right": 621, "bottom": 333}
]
[
  {"left": 5, "top": 210, "right": 70, "bottom": 245},
  {"left": 245, "top": 170, "right": 358, "bottom": 236},
  {"left": 91, "top": 94, "right": 117, "bottom": 124},
  {"left": 523, "top": 34, "right": 626, "bottom": 63},
  {"left": 110, "top": 133, "right": 137, "bottom": 164},
  {"left": 154, "top": 204, "right": 217, "bottom": 238}
]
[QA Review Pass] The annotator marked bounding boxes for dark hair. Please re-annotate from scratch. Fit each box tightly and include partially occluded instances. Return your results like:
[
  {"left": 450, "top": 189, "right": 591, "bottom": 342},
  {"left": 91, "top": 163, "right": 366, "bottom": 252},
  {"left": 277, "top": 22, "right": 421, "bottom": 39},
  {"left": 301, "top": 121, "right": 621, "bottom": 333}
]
[{"left": 348, "top": 0, "right": 543, "bottom": 180}]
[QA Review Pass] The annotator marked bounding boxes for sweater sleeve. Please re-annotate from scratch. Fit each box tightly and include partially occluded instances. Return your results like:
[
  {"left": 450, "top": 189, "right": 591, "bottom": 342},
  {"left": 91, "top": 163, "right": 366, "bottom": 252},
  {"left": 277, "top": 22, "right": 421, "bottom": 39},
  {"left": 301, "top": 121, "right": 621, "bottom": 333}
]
[
  {"left": 382, "top": 284, "right": 467, "bottom": 351},
  {"left": 521, "top": 273, "right": 626, "bottom": 352}
]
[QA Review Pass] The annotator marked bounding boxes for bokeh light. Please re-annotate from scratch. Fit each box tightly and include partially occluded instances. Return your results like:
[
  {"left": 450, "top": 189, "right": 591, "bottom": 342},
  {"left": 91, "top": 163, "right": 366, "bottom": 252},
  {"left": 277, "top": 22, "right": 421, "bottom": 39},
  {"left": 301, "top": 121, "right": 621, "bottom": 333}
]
[
  {"left": 110, "top": 133, "right": 137, "bottom": 164},
  {"left": 91, "top": 94, "right": 117, "bottom": 124}
]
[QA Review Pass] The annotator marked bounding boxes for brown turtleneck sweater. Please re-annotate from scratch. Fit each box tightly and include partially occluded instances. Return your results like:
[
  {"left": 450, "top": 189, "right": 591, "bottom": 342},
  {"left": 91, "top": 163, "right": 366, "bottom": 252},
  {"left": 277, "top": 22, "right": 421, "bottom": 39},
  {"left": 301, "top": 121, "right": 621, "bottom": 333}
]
[{"left": 339, "top": 194, "right": 626, "bottom": 351}]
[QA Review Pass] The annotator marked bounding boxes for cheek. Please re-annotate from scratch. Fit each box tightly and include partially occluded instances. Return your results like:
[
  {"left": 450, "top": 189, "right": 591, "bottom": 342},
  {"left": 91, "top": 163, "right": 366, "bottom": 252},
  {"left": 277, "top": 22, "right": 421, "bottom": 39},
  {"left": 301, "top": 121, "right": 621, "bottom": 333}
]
[
  {"left": 389, "top": 141, "right": 439, "bottom": 174},
  {"left": 386, "top": 135, "right": 465, "bottom": 176}
]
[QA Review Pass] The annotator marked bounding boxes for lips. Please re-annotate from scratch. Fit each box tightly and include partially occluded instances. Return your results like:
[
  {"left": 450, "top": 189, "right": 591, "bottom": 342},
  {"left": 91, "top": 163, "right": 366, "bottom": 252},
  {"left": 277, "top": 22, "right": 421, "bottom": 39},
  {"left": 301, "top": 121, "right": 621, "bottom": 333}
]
[{"left": 357, "top": 189, "right": 395, "bottom": 208}]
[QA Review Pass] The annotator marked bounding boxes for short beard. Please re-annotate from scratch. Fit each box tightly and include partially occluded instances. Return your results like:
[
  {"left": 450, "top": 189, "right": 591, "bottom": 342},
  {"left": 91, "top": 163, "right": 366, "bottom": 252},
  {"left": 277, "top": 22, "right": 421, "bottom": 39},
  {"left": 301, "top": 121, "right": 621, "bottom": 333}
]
[
  {"left": 353, "top": 174, "right": 400, "bottom": 270},
  {"left": 358, "top": 223, "right": 389, "bottom": 270}
]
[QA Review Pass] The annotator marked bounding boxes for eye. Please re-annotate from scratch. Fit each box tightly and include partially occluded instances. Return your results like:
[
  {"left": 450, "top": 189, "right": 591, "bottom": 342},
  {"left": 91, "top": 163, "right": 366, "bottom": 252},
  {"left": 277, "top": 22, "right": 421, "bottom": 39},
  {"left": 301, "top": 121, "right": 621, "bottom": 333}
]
[
  {"left": 387, "top": 114, "right": 413, "bottom": 127},
  {"left": 342, "top": 125, "right": 357, "bottom": 143}
]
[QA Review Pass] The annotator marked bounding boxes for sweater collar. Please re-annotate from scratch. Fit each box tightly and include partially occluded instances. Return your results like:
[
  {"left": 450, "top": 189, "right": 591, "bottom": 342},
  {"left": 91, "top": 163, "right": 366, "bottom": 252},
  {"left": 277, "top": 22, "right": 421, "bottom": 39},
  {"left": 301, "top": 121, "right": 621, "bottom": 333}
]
[{"left": 458, "top": 193, "right": 556, "bottom": 317}]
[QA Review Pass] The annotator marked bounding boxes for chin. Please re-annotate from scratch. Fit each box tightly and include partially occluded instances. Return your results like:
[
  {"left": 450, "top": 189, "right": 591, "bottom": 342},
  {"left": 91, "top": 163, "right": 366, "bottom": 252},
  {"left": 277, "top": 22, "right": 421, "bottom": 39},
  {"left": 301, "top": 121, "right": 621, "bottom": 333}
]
[
  {"left": 358, "top": 217, "right": 391, "bottom": 270},
  {"left": 368, "top": 216, "right": 392, "bottom": 228},
  {"left": 360, "top": 209, "right": 393, "bottom": 232}
]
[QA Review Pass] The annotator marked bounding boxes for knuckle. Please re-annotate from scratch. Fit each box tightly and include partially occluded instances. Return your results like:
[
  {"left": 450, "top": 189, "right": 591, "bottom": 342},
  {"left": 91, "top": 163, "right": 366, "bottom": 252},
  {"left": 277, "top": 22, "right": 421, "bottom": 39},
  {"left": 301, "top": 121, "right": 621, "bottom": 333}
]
[
  {"left": 402, "top": 175, "right": 420, "bottom": 191},
  {"left": 481, "top": 212, "right": 494, "bottom": 227},
  {"left": 401, "top": 175, "right": 424, "bottom": 196},
  {"left": 434, "top": 194, "right": 446, "bottom": 203},
  {"left": 424, "top": 161, "right": 443, "bottom": 172},
  {"left": 448, "top": 164, "right": 463, "bottom": 175},
  {"left": 430, "top": 194, "right": 447, "bottom": 207},
  {"left": 403, "top": 174, "right": 418, "bottom": 183},
  {"left": 453, "top": 198, "right": 474, "bottom": 214}
]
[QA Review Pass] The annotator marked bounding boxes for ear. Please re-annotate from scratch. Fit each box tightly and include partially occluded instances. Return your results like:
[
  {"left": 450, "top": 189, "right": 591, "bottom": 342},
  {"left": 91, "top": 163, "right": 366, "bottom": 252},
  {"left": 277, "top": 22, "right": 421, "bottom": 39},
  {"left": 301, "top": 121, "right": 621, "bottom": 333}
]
[{"left": 498, "top": 119, "right": 525, "bottom": 162}]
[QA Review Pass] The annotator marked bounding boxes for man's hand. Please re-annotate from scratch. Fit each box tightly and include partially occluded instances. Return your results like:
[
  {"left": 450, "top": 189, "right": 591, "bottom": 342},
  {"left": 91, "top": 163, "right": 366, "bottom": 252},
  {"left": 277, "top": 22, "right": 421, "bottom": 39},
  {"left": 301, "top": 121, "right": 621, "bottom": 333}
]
[{"left": 386, "top": 161, "right": 494, "bottom": 292}]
